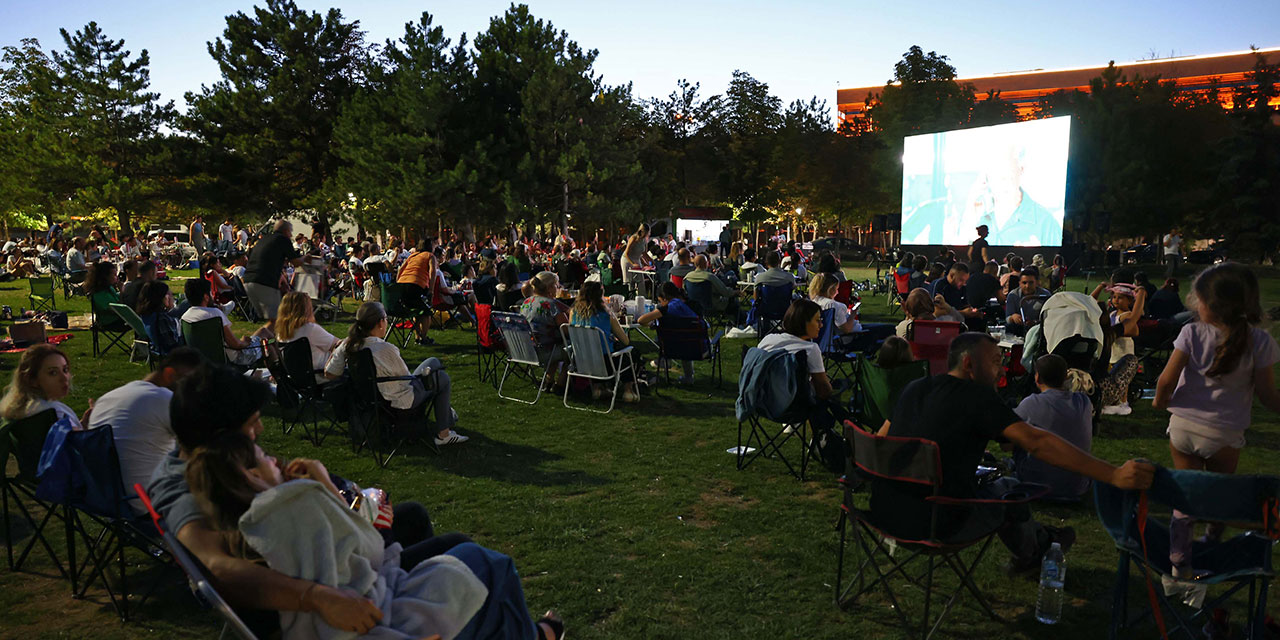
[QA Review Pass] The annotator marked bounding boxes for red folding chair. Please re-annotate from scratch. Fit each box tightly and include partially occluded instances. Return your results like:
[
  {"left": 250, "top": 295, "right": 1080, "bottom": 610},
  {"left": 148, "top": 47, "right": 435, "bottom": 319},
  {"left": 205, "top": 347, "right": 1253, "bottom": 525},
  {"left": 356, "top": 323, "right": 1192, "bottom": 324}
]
[
  {"left": 134, "top": 484, "right": 259, "bottom": 640},
  {"left": 475, "top": 303, "right": 505, "bottom": 388},
  {"left": 907, "top": 320, "right": 964, "bottom": 376}
]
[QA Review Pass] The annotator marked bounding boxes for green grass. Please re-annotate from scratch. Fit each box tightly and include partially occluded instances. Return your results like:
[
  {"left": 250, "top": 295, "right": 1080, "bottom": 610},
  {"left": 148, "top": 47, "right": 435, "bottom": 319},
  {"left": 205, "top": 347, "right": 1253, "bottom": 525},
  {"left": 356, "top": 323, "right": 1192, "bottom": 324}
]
[{"left": 2, "top": 265, "right": 1278, "bottom": 639}]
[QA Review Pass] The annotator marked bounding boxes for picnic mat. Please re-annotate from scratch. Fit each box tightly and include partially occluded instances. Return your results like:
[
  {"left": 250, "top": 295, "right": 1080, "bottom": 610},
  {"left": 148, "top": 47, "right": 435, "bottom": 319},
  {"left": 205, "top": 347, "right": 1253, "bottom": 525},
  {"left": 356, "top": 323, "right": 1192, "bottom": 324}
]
[{"left": 0, "top": 333, "right": 74, "bottom": 353}]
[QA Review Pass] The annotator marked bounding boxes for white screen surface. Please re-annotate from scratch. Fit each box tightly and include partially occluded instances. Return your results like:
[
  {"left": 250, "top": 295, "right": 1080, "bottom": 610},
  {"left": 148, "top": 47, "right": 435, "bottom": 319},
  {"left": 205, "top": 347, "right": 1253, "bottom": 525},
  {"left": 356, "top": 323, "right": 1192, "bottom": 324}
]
[
  {"left": 677, "top": 219, "right": 729, "bottom": 244},
  {"left": 900, "top": 116, "right": 1069, "bottom": 247}
]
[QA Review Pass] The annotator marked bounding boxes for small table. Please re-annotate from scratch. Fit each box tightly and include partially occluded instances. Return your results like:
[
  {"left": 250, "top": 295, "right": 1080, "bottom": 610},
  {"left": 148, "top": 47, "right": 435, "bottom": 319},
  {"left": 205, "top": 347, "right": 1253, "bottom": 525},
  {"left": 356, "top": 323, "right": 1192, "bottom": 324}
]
[{"left": 620, "top": 323, "right": 661, "bottom": 351}]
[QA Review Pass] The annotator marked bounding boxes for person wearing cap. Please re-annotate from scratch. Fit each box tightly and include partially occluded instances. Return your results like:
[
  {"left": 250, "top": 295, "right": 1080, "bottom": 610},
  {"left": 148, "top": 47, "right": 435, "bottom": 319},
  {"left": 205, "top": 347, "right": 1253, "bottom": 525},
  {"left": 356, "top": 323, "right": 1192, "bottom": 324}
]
[
  {"left": 968, "top": 225, "right": 991, "bottom": 272},
  {"left": 1091, "top": 279, "right": 1146, "bottom": 415},
  {"left": 1005, "top": 266, "right": 1051, "bottom": 326}
]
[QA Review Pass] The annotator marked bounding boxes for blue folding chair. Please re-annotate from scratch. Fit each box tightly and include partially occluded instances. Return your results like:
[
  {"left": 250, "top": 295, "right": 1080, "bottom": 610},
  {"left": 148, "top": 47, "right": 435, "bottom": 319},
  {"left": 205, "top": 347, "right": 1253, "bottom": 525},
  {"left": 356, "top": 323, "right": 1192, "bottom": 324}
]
[
  {"left": 815, "top": 308, "right": 859, "bottom": 387},
  {"left": 752, "top": 283, "right": 794, "bottom": 337},
  {"left": 1096, "top": 467, "right": 1278, "bottom": 640}
]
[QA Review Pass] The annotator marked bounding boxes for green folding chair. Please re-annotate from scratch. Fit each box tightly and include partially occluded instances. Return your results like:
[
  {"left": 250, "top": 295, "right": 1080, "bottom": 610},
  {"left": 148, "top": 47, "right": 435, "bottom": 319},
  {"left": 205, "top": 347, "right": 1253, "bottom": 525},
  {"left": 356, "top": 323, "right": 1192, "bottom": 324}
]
[
  {"left": 108, "top": 303, "right": 158, "bottom": 367},
  {"left": 28, "top": 277, "right": 56, "bottom": 312},
  {"left": 853, "top": 358, "right": 930, "bottom": 429},
  {"left": 180, "top": 317, "right": 230, "bottom": 366}
]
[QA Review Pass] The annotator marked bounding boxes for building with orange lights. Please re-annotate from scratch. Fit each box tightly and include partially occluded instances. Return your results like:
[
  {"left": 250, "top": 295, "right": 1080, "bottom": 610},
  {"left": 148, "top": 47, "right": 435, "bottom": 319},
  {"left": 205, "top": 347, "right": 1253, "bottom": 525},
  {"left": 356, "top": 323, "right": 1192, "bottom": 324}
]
[{"left": 836, "top": 47, "right": 1280, "bottom": 127}]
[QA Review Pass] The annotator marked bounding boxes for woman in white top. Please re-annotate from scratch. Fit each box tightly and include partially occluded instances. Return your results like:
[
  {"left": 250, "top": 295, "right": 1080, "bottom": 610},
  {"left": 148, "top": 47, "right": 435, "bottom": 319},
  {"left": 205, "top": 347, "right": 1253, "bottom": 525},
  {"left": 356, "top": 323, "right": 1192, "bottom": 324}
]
[
  {"left": 808, "top": 273, "right": 860, "bottom": 335},
  {"left": 324, "top": 302, "right": 468, "bottom": 446},
  {"left": 756, "top": 299, "right": 833, "bottom": 400},
  {"left": 0, "top": 344, "right": 91, "bottom": 428},
  {"left": 275, "top": 292, "right": 339, "bottom": 383}
]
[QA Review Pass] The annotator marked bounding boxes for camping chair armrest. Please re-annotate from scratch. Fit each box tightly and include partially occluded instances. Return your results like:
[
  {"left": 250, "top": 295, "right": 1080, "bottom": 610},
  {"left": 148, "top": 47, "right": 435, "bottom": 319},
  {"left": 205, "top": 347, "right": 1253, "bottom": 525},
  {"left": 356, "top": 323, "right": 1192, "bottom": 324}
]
[
  {"left": 374, "top": 375, "right": 418, "bottom": 383},
  {"left": 709, "top": 330, "right": 724, "bottom": 347},
  {"left": 926, "top": 483, "right": 1050, "bottom": 506},
  {"left": 611, "top": 346, "right": 635, "bottom": 361}
]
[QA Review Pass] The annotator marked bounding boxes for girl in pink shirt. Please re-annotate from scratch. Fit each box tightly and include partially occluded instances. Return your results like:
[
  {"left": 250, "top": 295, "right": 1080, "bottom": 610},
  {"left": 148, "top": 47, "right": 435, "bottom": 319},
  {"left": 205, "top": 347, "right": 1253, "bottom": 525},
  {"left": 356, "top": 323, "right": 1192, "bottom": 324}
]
[{"left": 1153, "top": 263, "right": 1280, "bottom": 577}]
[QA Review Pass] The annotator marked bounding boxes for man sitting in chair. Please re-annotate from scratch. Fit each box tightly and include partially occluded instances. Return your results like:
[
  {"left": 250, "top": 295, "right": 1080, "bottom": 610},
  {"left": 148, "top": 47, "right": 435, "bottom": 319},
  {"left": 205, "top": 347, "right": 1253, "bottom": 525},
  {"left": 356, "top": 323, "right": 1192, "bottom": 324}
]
[
  {"left": 875, "top": 332, "right": 1154, "bottom": 573},
  {"left": 684, "top": 254, "right": 739, "bottom": 319}
]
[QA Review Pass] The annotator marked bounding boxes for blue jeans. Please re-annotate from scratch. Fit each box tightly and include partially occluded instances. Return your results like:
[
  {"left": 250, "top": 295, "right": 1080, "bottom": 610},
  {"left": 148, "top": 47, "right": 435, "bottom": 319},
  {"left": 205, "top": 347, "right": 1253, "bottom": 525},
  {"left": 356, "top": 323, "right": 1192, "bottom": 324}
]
[{"left": 448, "top": 543, "right": 541, "bottom": 640}]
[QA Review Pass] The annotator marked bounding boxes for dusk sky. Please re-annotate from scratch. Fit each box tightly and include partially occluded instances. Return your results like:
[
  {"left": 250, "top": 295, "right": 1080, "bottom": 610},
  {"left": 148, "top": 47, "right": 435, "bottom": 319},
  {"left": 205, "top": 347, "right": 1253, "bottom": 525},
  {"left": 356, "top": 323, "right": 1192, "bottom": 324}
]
[{"left": 3, "top": 0, "right": 1278, "bottom": 118}]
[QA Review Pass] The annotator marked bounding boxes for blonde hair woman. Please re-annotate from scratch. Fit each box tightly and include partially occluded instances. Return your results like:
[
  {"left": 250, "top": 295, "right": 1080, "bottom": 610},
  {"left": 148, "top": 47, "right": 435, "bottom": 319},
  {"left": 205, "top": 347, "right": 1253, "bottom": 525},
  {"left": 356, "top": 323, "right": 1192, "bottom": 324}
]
[
  {"left": 0, "top": 344, "right": 91, "bottom": 427},
  {"left": 808, "top": 272, "right": 858, "bottom": 334},
  {"left": 275, "top": 291, "right": 340, "bottom": 383}
]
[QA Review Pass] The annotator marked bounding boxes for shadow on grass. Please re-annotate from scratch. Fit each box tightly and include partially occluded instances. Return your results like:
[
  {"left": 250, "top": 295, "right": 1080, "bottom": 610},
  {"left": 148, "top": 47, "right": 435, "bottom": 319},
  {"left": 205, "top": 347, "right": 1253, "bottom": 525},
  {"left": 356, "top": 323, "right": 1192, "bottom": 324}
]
[{"left": 433, "top": 430, "right": 610, "bottom": 488}]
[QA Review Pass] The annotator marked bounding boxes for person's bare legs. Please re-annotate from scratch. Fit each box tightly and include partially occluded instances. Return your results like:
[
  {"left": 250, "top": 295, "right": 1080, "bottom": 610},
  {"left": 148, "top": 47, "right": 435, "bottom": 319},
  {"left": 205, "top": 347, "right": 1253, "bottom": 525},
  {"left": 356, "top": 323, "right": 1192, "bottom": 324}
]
[{"left": 1168, "top": 443, "right": 1241, "bottom": 571}]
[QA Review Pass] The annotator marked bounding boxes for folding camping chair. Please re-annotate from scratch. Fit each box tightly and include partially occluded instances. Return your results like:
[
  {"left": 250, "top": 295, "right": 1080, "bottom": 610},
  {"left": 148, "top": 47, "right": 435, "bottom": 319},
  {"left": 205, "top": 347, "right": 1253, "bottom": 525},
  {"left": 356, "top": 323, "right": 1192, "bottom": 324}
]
[
  {"left": 134, "top": 485, "right": 259, "bottom": 640},
  {"left": 815, "top": 308, "right": 859, "bottom": 386},
  {"left": 0, "top": 409, "right": 68, "bottom": 575},
  {"left": 1018, "top": 293, "right": 1051, "bottom": 328},
  {"left": 180, "top": 317, "right": 262, "bottom": 371},
  {"left": 835, "top": 424, "right": 1046, "bottom": 639},
  {"left": 45, "top": 426, "right": 170, "bottom": 621},
  {"left": 684, "top": 278, "right": 738, "bottom": 332},
  {"left": 736, "top": 347, "right": 818, "bottom": 480},
  {"left": 852, "top": 358, "right": 930, "bottom": 429},
  {"left": 474, "top": 304, "right": 504, "bottom": 389},
  {"left": 492, "top": 311, "right": 556, "bottom": 405},
  {"left": 346, "top": 347, "right": 438, "bottom": 468},
  {"left": 907, "top": 320, "right": 964, "bottom": 377},
  {"left": 654, "top": 314, "right": 723, "bottom": 388},
  {"left": 109, "top": 302, "right": 160, "bottom": 368},
  {"left": 280, "top": 338, "right": 341, "bottom": 446},
  {"left": 91, "top": 296, "right": 131, "bottom": 358},
  {"left": 1095, "top": 468, "right": 1279, "bottom": 640},
  {"left": 753, "top": 283, "right": 794, "bottom": 337},
  {"left": 888, "top": 271, "right": 911, "bottom": 310},
  {"left": 561, "top": 324, "right": 637, "bottom": 414},
  {"left": 28, "top": 277, "right": 56, "bottom": 312},
  {"left": 380, "top": 282, "right": 430, "bottom": 348},
  {"left": 226, "top": 274, "right": 259, "bottom": 323}
]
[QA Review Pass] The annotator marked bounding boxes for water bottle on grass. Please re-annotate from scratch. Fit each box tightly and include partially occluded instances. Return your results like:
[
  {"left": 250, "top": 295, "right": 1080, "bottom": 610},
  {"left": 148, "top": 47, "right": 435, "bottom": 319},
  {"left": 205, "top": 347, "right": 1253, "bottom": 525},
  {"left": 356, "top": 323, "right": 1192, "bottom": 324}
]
[{"left": 1036, "top": 542, "right": 1065, "bottom": 624}]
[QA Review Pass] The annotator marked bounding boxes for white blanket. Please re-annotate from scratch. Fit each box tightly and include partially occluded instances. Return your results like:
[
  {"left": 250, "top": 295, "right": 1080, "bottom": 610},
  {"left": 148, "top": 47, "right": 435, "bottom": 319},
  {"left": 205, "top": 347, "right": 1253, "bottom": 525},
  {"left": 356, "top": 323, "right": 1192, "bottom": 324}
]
[
  {"left": 1041, "top": 292, "right": 1103, "bottom": 356},
  {"left": 238, "top": 480, "right": 488, "bottom": 640}
]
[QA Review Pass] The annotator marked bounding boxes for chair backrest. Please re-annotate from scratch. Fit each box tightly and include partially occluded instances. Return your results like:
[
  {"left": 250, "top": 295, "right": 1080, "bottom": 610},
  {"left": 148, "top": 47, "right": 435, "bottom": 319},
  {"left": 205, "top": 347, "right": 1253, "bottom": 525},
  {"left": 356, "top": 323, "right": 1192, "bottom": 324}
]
[
  {"left": 29, "top": 277, "right": 54, "bottom": 297},
  {"left": 600, "top": 266, "right": 614, "bottom": 286},
  {"left": 0, "top": 408, "right": 59, "bottom": 485},
  {"left": 815, "top": 307, "right": 837, "bottom": 353},
  {"left": 562, "top": 324, "right": 614, "bottom": 378},
  {"left": 380, "top": 282, "right": 405, "bottom": 314},
  {"left": 109, "top": 302, "right": 150, "bottom": 340},
  {"left": 655, "top": 263, "right": 670, "bottom": 285},
  {"left": 848, "top": 425, "right": 943, "bottom": 489},
  {"left": 475, "top": 303, "right": 501, "bottom": 349},
  {"left": 134, "top": 484, "right": 260, "bottom": 640},
  {"left": 855, "top": 359, "right": 930, "bottom": 428},
  {"left": 757, "top": 284, "right": 794, "bottom": 320},
  {"left": 893, "top": 272, "right": 911, "bottom": 295},
  {"left": 349, "top": 347, "right": 384, "bottom": 407},
  {"left": 834, "top": 279, "right": 854, "bottom": 306},
  {"left": 281, "top": 337, "right": 319, "bottom": 391},
  {"left": 181, "top": 317, "right": 228, "bottom": 365},
  {"left": 1020, "top": 294, "right": 1050, "bottom": 326},
  {"left": 655, "top": 314, "right": 712, "bottom": 361},
  {"left": 683, "top": 279, "right": 716, "bottom": 315},
  {"left": 293, "top": 271, "right": 323, "bottom": 299},
  {"left": 670, "top": 274, "right": 685, "bottom": 289},
  {"left": 59, "top": 424, "right": 133, "bottom": 519},
  {"left": 492, "top": 312, "right": 543, "bottom": 366},
  {"left": 907, "top": 320, "right": 963, "bottom": 376}
]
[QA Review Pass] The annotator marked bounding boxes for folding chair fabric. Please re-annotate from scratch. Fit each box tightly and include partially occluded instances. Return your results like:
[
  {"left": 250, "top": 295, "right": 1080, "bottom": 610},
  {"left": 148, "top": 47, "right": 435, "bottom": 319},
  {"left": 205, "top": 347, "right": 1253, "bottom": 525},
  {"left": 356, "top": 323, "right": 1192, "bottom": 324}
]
[
  {"left": 853, "top": 359, "right": 930, "bottom": 429},
  {"left": 492, "top": 312, "right": 552, "bottom": 404},
  {"left": 0, "top": 409, "right": 68, "bottom": 574},
  {"left": 180, "top": 317, "right": 229, "bottom": 366},
  {"left": 280, "top": 337, "right": 340, "bottom": 445},
  {"left": 28, "top": 277, "right": 56, "bottom": 312},
  {"left": 654, "top": 314, "right": 722, "bottom": 387},
  {"left": 907, "top": 320, "right": 963, "bottom": 378},
  {"left": 109, "top": 302, "right": 159, "bottom": 366},
  {"left": 561, "top": 324, "right": 635, "bottom": 413},
  {"left": 346, "top": 348, "right": 436, "bottom": 467},
  {"left": 91, "top": 296, "right": 131, "bottom": 358},
  {"left": 474, "top": 304, "right": 504, "bottom": 388}
]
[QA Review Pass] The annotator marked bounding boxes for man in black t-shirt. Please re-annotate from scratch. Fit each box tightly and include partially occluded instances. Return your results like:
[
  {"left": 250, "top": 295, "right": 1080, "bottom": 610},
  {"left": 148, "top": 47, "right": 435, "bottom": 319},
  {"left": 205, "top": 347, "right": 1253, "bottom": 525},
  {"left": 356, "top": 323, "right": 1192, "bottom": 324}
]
[
  {"left": 243, "top": 220, "right": 303, "bottom": 331},
  {"left": 964, "top": 261, "right": 1004, "bottom": 321},
  {"left": 872, "top": 332, "right": 1154, "bottom": 570}
]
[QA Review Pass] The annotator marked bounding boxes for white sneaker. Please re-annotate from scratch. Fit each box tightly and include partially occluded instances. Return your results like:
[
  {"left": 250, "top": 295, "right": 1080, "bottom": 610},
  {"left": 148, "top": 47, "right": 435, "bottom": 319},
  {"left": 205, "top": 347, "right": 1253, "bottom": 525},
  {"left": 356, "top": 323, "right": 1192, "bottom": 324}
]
[
  {"left": 434, "top": 430, "right": 469, "bottom": 446},
  {"left": 1101, "top": 403, "right": 1132, "bottom": 416}
]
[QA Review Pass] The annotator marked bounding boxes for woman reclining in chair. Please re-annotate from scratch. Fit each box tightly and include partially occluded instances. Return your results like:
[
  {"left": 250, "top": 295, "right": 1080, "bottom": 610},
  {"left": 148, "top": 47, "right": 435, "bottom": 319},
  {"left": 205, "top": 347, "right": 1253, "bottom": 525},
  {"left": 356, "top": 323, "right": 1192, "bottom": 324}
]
[
  {"left": 324, "top": 301, "right": 468, "bottom": 447},
  {"left": 185, "top": 430, "right": 563, "bottom": 640}
]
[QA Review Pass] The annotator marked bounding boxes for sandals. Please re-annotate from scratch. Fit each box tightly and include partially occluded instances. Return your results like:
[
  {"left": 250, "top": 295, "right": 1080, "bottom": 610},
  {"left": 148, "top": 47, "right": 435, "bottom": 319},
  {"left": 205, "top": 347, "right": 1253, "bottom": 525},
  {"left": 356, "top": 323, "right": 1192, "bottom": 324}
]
[{"left": 537, "top": 611, "right": 565, "bottom": 640}]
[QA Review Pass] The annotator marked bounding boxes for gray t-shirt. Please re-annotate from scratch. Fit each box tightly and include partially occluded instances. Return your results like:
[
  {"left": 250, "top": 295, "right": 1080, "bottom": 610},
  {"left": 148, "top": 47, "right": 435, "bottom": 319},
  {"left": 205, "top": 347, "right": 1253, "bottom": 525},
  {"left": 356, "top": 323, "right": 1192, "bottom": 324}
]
[
  {"left": 1014, "top": 388, "right": 1093, "bottom": 499},
  {"left": 147, "top": 451, "right": 203, "bottom": 534},
  {"left": 89, "top": 380, "right": 174, "bottom": 515}
]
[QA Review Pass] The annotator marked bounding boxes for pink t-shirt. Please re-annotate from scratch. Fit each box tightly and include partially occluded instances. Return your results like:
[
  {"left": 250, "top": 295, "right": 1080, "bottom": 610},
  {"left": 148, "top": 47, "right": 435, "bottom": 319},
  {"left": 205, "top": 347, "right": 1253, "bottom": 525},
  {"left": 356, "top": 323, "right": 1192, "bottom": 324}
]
[{"left": 1167, "top": 322, "right": 1279, "bottom": 432}]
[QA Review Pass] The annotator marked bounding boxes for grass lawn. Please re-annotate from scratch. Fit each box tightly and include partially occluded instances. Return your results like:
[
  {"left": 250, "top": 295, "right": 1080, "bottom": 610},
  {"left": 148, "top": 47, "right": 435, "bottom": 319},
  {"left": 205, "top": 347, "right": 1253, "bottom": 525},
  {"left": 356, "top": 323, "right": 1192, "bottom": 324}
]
[{"left": 2, "top": 264, "right": 1278, "bottom": 639}]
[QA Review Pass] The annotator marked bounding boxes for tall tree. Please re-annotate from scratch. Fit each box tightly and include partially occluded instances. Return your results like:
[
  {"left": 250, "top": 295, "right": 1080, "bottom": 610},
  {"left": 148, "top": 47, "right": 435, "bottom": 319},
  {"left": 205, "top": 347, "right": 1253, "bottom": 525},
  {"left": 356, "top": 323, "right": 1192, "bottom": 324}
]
[
  {"left": 0, "top": 38, "right": 73, "bottom": 228},
  {"left": 705, "top": 70, "right": 782, "bottom": 227},
  {"left": 185, "top": 0, "right": 367, "bottom": 232},
  {"left": 51, "top": 23, "right": 175, "bottom": 233}
]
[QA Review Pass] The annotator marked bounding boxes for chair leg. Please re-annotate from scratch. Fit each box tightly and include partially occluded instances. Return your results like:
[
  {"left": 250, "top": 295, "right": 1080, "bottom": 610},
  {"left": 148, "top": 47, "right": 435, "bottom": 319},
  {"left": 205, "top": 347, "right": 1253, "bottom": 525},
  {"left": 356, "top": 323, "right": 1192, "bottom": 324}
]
[
  {"left": 921, "top": 555, "right": 934, "bottom": 640},
  {"left": 1110, "top": 552, "right": 1129, "bottom": 639}
]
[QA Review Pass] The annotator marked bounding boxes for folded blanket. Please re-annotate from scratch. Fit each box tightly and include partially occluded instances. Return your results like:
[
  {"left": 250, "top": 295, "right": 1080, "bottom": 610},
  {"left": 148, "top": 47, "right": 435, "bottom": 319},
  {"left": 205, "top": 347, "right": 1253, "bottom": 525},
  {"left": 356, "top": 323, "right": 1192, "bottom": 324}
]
[{"left": 238, "top": 480, "right": 488, "bottom": 640}]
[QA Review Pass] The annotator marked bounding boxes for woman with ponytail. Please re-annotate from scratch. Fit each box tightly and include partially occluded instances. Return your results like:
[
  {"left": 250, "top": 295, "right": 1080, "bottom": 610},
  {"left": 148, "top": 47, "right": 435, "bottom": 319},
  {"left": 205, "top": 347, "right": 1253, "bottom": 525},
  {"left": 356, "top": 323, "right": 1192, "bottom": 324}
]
[
  {"left": 324, "top": 302, "right": 468, "bottom": 446},
  {"left": 1153, "top": 262, "right": 1280, "bottom": 578}
]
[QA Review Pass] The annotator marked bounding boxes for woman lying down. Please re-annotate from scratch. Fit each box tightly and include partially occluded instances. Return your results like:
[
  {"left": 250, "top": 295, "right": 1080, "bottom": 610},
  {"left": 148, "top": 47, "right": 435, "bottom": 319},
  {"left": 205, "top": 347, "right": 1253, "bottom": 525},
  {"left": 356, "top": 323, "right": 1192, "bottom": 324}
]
[{"left": 185, "top": 431, "right": 563, "bottom": 640}]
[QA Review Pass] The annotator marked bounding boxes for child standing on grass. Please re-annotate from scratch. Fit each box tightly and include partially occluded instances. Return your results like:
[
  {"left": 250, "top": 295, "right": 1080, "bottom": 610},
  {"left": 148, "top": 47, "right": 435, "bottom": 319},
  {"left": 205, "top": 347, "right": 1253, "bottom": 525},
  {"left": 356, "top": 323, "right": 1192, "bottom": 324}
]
[{"left": 1153, "top": 262, "right": 1280, "bottom": 578}]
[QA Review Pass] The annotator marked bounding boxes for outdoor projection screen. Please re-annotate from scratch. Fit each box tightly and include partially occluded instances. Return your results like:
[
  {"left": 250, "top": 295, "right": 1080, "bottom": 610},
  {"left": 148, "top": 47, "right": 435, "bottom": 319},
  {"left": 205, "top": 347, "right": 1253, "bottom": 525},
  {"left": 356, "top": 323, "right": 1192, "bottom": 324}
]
[{"left": 900, "top": 115, "right": 1070, "bottom": 247}]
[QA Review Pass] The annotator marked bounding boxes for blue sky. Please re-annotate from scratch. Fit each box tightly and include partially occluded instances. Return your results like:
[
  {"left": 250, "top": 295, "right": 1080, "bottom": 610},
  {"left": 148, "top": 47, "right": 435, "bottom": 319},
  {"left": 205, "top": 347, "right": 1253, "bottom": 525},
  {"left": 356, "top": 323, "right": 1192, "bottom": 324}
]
[{"left": 3, "top": 0, "right": 1278, "bottom": 116}]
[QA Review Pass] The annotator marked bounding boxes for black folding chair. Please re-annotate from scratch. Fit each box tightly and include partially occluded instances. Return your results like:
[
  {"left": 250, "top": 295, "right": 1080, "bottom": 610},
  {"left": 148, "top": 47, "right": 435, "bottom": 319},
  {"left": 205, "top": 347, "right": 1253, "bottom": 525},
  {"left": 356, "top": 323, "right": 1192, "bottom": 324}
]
[
  {"left": 91, "top": 296, "right": 131, "bottom": 358},
  {"left": 347, "top": 348, "right": 439, "bottom": 467},
  {"left": 654, "top": 314, "right": 723, "bottom": 387},
  {"left": 736, "top": 347, "right": 818, "bottom": 480},
  {"left": 835, "top": 424, "right": 1046, "bottom": 639},
  {"left": 135, "top": 485, "right": 259, "bottom": 640},
  {"left": 0, "top": 409, "right": 69, "bottom": 576},
  {"left": 281, "top": 338, "right": 341, "bottom": 446},
  {"left": 381, "top": 282, "right": 431, "bottom": 348}
]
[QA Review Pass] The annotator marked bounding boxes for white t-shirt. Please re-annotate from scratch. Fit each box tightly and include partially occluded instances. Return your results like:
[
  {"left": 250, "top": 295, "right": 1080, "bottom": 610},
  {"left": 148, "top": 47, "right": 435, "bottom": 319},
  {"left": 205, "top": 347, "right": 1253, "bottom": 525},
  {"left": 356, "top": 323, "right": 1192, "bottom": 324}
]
[
  {"left": 87, "top": 380, "right": 173, "bottom": 514},
  {"left": 814, "top": 296, "right": 852, "bottom": 330},
  {"left": 219, "top": 223, "right": 234, "bottom": 243},
  {"left": 325, "top": 336, "right": 416, "bottom": 409},
  {"left": 182, "top": 305, "right": 231, "bottom": 328},
  {"left": 284, "top": 322, "right": 340, "bottom": 379},
  {"left": 757, "top": 332, "right": 825, "bottom": 374},
  {"left": 1163, "top": 234, "right": 1182, "bottom": 256},
  {"left": 26, "top": 398, "right": 80, "bottom": 429},
  {"left": 237, "top": 229, "right": 249, "bottom": 246}
]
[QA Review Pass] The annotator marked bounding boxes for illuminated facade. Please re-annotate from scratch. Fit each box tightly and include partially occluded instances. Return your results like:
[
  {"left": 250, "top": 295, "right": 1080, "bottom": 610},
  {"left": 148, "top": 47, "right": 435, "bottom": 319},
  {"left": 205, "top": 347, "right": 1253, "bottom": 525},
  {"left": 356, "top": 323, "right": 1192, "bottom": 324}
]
[{"left": 836, "top": 47, "right": 1280, "bottom": 127}]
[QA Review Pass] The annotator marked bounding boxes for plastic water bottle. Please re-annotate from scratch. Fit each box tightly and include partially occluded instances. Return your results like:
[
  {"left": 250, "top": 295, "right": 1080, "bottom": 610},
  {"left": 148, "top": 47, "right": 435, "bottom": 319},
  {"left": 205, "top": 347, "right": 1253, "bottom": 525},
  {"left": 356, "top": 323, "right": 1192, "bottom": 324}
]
[{"left": 1035, "top": 542, "right": 1065, "bottom": 624}]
